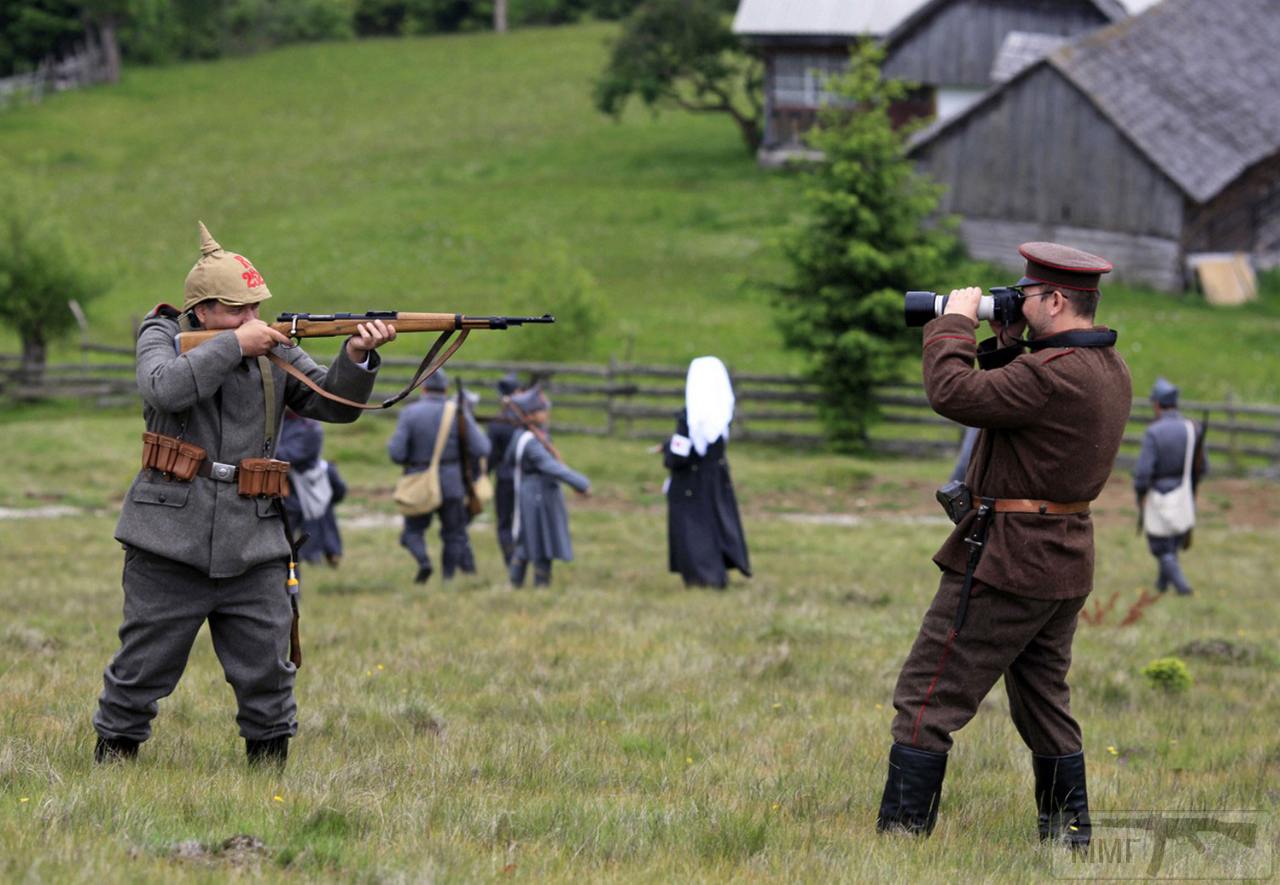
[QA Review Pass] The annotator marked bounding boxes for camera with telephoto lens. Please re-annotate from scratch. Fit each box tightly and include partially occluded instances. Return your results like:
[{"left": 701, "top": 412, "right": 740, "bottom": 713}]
[{"left": 904, "top": 287, "right": 1024, "bottom": 327}]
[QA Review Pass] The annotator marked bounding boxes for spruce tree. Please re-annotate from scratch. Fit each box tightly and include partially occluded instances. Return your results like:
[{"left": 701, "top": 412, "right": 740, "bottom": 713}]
[{"left": 775, "top": 42, "right": 959, "bottom": 447}]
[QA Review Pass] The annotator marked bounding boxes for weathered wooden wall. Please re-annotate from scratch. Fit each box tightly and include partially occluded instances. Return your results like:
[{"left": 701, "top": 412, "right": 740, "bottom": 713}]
[
  {"left": 1183, "top": 150, "right": 1280, "bottom": 262},
  {"left": 910, "top": 64, "right": 1193, "bottom": 288},
  {"left": 955, "top": 218, "right": 1184, "bottom": 290},
  {"left": 884, "top": 0, "right": 1110, "bottom": 87}
]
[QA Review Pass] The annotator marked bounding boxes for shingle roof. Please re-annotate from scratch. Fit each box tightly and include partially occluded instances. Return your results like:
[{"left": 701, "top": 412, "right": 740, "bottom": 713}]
[
  {"left": 910, "top": 0, "right": 1280, "bottom": 203},
  {"left": 731, "top": 0, "right": 931, "bottom": 37},
  {"left": 990, "top": 31, "right": 1070, "bottom": 84},
  {"left": 885, "top": 0, "right": 1128, "bottom": 48}
]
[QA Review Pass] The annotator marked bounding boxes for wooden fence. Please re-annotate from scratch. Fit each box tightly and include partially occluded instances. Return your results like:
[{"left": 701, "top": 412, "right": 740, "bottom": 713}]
[
  {"left": 4, "top": 347, "right": 1279, "bottom": 476},
  {"left": 0, "top": 41, "right": 113, "bottom": 110}
]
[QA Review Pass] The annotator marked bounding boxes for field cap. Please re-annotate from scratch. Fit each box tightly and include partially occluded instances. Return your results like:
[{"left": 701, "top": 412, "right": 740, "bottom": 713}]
[
  {"left": 1151, "top": 376, "right": 1179, "bottom": 407},
  {"left": 511, "top": 386, "right": 549, "bottom": 414},
  {"left": 497, "top": 372, "right": 520, "bottom": 396},
  {"left": 424, "top": 368, "right": 449, "bottom": 392},
  {"left": 182, "top": 221, "right": 272, "bottom": 310},
  {"left": 1012, "top": 242, "right": 1112, "bottom": 293}
]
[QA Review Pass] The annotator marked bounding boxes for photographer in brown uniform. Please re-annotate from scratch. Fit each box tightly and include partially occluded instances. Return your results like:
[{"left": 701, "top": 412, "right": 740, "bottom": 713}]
[{"left": 876, "top": 243, "right": 1131, "bottom": 845}]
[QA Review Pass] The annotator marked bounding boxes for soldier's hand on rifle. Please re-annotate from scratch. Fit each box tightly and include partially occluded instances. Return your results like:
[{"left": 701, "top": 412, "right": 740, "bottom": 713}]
[
  {"left": 234, "top": 319, "right": 293, "bottom": 357},
  {"left": 943, "top": 286, "right": 983, "bottom": 327},
  {"left": 345, "top": 320, "right": 397, "bottom": 362}
]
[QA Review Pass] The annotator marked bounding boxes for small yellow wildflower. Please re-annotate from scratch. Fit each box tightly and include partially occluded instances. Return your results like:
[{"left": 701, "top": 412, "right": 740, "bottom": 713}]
[
  {"left": 273, "top": 795, "right": 284, "bottom": 803},
  {"left": 686, "top": 756, "right": 693, "bottom": 765},
  {"left": 772, "top": 703, "right": 782, "bottom": 710},
  {"left": 366, "top": 670, "right": 373, "bottom": 677},
  {"left": 377, "top": 664, "right": 385, "bottom": 671},
  {"left": 771, "top": 803, "right": 780, "bottom": 811},
  {"left": 1107, "top": 746, "right": 1119, "bottom": 756},
  {"left": 19, "top": 797, "right": 29, "bottom": 803},
  {"left": 875, "top": 703, "right": 883, "bottom": 711}
]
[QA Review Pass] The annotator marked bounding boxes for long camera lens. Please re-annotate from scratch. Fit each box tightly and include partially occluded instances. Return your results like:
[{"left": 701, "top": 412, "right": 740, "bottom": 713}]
[{"left": 903, "top": 290, "right": 1010, "bottom": 327}]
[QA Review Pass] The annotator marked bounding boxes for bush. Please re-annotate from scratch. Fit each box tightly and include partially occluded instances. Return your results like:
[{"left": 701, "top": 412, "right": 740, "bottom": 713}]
[
  {"left": 504, "top": 240, "right": 603, "bottom": 363},
  {"left": 0, "top": 196, "right": 108, "bottom": 381},
  {"left": 1140, "top": 656, "right": 1193, "bottom": 693}
]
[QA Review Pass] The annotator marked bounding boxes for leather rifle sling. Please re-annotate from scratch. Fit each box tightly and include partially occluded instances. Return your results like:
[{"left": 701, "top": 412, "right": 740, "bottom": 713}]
[{"left": 265, "top": 328, "right": 470, "bottom": 411}]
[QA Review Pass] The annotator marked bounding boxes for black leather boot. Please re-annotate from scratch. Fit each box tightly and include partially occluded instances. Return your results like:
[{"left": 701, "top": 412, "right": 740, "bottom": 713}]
[
  {"left": 246, "top": 735, "right": 289, "bottom": 768},
  {"left": 1033, "top": 751, "right": 1091, "bottom": 848},
  {"left": 94, "top": 735, "right": 139, "bottom": 763},
  {"left": 877, "top": 743, "right": 948, "bottom": 836}
]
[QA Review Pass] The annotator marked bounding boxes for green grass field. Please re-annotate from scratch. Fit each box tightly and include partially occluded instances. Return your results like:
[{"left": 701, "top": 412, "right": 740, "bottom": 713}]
[
  {"left": 1, "top": 23, "right": 1279, "bottom": 881},
  {"left": 2, "top": 24, "right": 1279, "bottom": 400},
  {"left": 1, "top": 409, "right": 1277, "bottom": 880}
]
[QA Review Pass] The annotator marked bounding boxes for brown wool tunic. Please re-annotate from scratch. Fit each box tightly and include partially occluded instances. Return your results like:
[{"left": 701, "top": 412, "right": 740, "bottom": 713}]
[{"left": 922, "top": 314, "right": 1132, "bottom": 599}]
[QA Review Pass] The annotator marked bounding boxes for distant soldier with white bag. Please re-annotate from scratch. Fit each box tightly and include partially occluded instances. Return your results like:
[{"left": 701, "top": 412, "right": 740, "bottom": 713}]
[{"left": 1133, "top": 377, "right": 1208, "bottom": 596}]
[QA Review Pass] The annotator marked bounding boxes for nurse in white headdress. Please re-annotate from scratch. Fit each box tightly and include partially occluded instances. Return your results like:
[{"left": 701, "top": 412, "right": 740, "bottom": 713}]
[{"left": 661, "top": 357, "right": 751, "bottom": 589}]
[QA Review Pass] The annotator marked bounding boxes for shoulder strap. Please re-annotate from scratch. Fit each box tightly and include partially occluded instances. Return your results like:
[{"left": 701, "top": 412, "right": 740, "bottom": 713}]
[
  {"left": 429, "top": 400, "right": 457, "bottom": 470},
  {"left": 1179, "top": 419, "right": 1196, "bottom": 485},
  {"left": 258, "top": 355, "right": 277, "bottom": 455}
]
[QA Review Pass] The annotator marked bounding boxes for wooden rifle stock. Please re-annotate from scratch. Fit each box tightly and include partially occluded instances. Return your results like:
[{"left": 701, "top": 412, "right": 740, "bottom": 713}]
[
  {"left": 176, "top": 311, "right": 554, "bottom": 354},
  {"left": 173, "top": 311, "right": 554, "bottom": 411}
]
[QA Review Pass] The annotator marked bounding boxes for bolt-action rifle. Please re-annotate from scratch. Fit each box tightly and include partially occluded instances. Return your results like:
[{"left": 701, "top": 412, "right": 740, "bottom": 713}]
[{"left": 176, "top": 311, "right": 554, "bottom": 410}]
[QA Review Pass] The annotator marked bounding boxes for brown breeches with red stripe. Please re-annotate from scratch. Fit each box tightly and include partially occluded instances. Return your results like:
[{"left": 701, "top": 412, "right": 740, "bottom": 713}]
[{"left": 890, "top": 569, "right": 1087, "bottom": 755}]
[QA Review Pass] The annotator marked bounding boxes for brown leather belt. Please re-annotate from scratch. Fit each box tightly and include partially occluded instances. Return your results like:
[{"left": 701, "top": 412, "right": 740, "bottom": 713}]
[{"left": 987, "top": 497, "right": 1091, "bottom": 515}]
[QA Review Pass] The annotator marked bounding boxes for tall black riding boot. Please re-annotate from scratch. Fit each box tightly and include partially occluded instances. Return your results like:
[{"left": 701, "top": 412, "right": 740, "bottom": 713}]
[
  {"left": 876, "top": 743, "right": 948, "bottom": 836},
  {"left": 94, "top": 735, "right": 140, "bottom": 764},
  {"left": 246, "top": 735, "right": 289, "bottom": 768},
  {"left": 1033, "top": 751, "right": 1091, "bottom": 848}
]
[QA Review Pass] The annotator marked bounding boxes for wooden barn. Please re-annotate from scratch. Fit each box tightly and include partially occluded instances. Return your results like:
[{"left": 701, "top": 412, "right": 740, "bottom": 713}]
[
  {"left": 907, "top": 0, "right": 1280, "bottom": 291},
  {"left": 732, "top": 0, "right": 1152, "bottom": 164}
]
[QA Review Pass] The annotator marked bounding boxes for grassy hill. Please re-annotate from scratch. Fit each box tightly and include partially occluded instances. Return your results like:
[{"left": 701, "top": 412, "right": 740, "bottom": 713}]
[{"left": 1, "top": 23, "right": 1279, "bottom": 400}]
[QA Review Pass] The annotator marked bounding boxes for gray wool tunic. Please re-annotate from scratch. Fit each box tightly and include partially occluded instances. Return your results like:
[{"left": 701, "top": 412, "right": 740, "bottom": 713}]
[
  {"left": 114, "top": 310, "right": 380, "bottom": 578},
  {"left": 503, "top": 430, "right": 590, "bottom": 562}
]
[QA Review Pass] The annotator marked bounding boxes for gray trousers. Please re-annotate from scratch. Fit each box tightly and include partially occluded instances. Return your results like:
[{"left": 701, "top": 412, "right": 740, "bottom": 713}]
[
  {"left": 94, "top": 547, "right": 297, "bottom": 743},
  {"left": 1147, "top": 533, "right": 1192, "bottom": 594},
  {"left": 400, "top": 498, "right": 474, "bottom": 579}
]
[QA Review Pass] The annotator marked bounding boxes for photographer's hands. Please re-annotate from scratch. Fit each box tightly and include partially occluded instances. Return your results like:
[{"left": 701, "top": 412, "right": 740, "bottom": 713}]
[
  {"left": 943, "top": 286, "right": 1027, "bottom": 347},
  {"left": 942, "top": 287, "right": 983, "bottom": 327}
]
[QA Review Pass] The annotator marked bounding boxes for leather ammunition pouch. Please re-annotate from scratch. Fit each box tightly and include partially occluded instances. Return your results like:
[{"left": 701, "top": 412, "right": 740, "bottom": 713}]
[
  {"left": 237, "top": 458, "right": 291, "bottom": 498},
  {"left": 141, "top": 431, "right": 207, "bottom": 481},
  {"left": 142, "top": 432, "right": 289, "bottom": 497}
]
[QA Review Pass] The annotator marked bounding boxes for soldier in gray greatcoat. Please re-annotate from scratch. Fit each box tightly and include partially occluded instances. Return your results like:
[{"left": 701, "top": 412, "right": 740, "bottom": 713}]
[
  {"left": 388, "top": 368, "right": 491, "bottom": 584},
  {"left": 487, "top": 372, "right": 522, "bottom": 565},
  {"left": 502, "top": 388, "right": 591, "bottom": 588},
  {"left": 1133, "top": 377, "right": 1207, "bottom": 595},
  {"left": 93, "top": 223, "right": 395, "bottom": 767}
]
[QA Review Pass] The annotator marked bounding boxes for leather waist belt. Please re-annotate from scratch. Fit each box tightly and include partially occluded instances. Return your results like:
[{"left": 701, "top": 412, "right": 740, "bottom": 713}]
[
  {"left": 987, "top": 497, "right": 1091, "bottom": 515},
  {"left": 197, "top": 460, "right": 239, "bottom": 482}
]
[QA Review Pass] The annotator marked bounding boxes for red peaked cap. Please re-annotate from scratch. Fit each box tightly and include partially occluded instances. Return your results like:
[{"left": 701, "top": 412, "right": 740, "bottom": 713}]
[{"left": 1012, "top": 241, "right": 1112, "bottom": 293}]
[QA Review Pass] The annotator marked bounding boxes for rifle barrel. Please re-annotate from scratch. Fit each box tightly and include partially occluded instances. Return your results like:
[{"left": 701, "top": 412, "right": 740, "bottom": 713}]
[{"left": 175, "top": 311, "right": 555, "bottom": 353}]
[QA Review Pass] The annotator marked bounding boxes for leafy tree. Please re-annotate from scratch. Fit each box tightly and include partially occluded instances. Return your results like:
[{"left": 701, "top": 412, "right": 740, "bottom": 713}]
[
  {"left": 774, "top": 42, "right": 960, "bottom": 448},
  {"left": 505, "top": 239, "right": 604, "bottom": 364},
  {"left": 593, "top": 0, "right": 762, "bottom": 155},
  {"left": 0, "top": 0, "right": 83, "bottom": 76},
  {"left": 0, "top": 201, "right": 107, "bottom": 382}
]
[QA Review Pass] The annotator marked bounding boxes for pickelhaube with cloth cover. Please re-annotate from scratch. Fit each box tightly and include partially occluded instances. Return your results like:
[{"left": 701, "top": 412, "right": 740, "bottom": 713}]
[
  {"left": 1150, "top": 377, "right": 1179, "bottom": 407},
  {"left": 182, "top": 222, "right": 273, "bottom": 310},
  {"left": 1011, "top": 242, "right": 1112, "bottom": 292}
]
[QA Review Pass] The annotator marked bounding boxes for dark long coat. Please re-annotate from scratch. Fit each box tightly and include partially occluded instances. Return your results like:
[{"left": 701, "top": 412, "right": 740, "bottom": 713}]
[
  {"left": 922, "top": 314, "right": 1132, "bottom": 599},
  {"left": 663, "top": 410, "right": 751, "bottom": 588}
]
